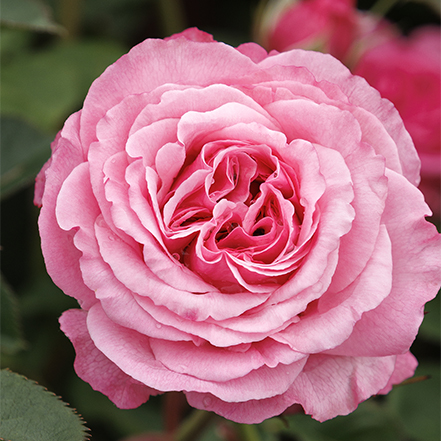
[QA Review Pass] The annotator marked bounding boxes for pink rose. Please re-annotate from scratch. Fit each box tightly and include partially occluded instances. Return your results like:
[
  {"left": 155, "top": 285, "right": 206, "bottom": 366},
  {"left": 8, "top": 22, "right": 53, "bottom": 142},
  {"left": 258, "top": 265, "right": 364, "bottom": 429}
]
[
  {"left": 354, "top": 26, "right": 441, "bottom": 218},
  {"left": 255, "top": 0, "right": 397, "bottom": 66},
  {"left": 255, "top": 0, "right": 366, "bottom": 61},
  {"left": 35, "top": 29, "right": 441, "bottom": 424}
]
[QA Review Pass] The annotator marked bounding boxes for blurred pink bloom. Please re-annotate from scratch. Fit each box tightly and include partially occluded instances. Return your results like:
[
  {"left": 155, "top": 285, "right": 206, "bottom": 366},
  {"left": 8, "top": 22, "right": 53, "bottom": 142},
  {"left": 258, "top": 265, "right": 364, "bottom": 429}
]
[
  {"left": 354, "top": 27, "right": 441, "bottom": 218},
  {"left": 255, "top": 0, "right": 395, "bottom": 63}
]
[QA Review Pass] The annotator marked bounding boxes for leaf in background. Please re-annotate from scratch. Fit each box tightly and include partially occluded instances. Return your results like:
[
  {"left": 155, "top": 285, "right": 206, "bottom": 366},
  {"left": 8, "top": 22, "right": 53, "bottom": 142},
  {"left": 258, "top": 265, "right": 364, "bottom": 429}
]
[
  {"left": 1, "top": 0, "right": 65, "bottom": 34},
  {"left": 0, "top": 369, "right": 89, "bottom": 441},
  {"left": 68, "top": 377, "right": 163, "bottom": 440},
  {"left": 1, "top": 116, "right": 52, "bottom": 200},
  {"left": 0, "top": 275, "right": 26, "bottom": 355},
  {"left": 1, "top": 40, "right": 126, "bottom": 133},
  {"left": 410, "top": 0, "right": 441, "bottom": 13},
  {"left": 0, "top": 28, "right": 33, "bottom": 62},
  {"left": 389, "top": 363, "right": 441, "bottom": 441},
  {"left": 276, "top": 399, "right": 408, "bottom": 441}
]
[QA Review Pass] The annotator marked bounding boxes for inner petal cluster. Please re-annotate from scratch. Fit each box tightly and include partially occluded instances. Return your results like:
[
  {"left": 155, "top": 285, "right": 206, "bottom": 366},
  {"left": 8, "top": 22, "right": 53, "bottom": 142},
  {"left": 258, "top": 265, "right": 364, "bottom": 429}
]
[{"left": 153, "top": 135, "right": 305, "bottom": 292}]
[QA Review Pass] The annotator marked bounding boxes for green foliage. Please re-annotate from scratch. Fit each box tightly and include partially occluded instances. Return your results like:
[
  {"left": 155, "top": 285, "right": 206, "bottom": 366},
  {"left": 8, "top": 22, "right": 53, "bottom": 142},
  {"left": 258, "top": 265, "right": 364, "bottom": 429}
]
[
  {"left": 1, "top": 275, "right": 26, "bottom": 354},
  {"left": 1, "top": 40, "right": 126, "bottom": 133},
  {"left": 0, "top": 369, "right": 89, "bottom": 441},
  {"left": 389, "top": 363, "right": 441, "bottom": 441},
  {"left": 1, "top": 117, "right": 52, "bottom": 200},
  {"left": 1, "top": 0, "right": 64, "bottom": 34}
]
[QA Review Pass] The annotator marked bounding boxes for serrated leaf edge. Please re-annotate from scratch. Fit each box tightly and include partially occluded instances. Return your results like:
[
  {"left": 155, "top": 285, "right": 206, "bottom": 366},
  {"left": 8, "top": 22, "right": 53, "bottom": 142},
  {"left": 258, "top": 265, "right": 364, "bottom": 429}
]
[{"left": 1, "top": 368, "right": 91, "bottom": 441}]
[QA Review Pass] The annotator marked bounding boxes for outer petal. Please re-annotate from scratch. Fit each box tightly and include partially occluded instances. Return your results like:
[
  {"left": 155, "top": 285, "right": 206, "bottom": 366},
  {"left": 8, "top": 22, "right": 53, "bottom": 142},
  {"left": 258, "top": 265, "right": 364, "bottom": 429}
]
[
  {"left": 86, "top": 303, "right": 308, "bottom": 402},
  {"left": 274, "top": 225, "right": 393, "bottom": 353},
  {"left": 38, "top": 112, "right": 96, "bottom": 309},
  {"left": 185, "top": 390, "right": 296, "bottom": 424},
  {"left": 259, "top": 49, "right": 420, "bottom": 184},
  {"left": 377, "top": 351, "right": 418, "bottom": 394},
  {"left": 79, "top": 35, "right": 265, "bottom": 149},
  {"left": 60, "top": 309, "right": 156, "bottom": 408},
  {"left": 289, "top": 354, "right": 397, "bottom": 421},
  {"left": 327, "top": 171, "right": 441, "bottom": 357}
]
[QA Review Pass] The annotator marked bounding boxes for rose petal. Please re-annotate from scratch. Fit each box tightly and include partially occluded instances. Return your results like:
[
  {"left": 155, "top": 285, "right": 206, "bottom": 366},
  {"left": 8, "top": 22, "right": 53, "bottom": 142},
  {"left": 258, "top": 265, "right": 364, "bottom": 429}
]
[
  {"left": 86, "top": 303, "right": 308, "bottom": 401},
  {"left": 289, "top": 354, "right": 397, "bottom": 421},
  {"left": 60, "top": 309, "right": 156, "bottom": 408},
  {"left": 39, "top": 112, "right": 96, "bottom": 309}
]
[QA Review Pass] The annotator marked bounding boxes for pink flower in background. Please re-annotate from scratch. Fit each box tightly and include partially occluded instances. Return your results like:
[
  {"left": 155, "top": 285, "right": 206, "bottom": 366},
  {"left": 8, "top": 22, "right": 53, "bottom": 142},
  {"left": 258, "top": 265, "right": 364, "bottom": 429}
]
[
  {"left": 255, "top": 0, "right": 395, "bottom": 63},
  {"left": 259, "top": 0, "right": 358, "bottom": 59},
  {"left": 35, "top": 29, "right": 441, "bottom": 424},
  {"left": 354, "top": 27, "right": 441, "bottom": 218}
]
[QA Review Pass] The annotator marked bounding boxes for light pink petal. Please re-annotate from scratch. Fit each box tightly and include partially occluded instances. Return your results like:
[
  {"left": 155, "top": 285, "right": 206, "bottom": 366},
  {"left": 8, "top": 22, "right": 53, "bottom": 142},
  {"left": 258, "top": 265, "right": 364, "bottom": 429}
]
[
  {"left": 274, "top": 225, "right": 392, "bottom": 353},
  {"left": 327, "top": 171, "right": 441, "bottom": 356},
  {"left": 133, "top": 293, "right": 278, "bottom": 347},
  {"left": 86, "top": 303, "right": 308, "bottom": 402},
  {"left": 38, "top": 112, "right": 96, "bottom": 309},
  {"left": 80, "top": 35, "right": 263, "bottom": 149},
  {"left": 155, "top": 142, "right": 186, "bottom": 201},
  {"left": 266, "top": 98, "right": 362, "bottom": 155},
  {"left": 378, "top": 351, "right": 418, "bottom": 394},
  {"left": 289, "top": 354, "right": 397, "bottom": 421},
  {"left": 149, "top": 338, "right": 305, "bottom": 383},
  {"left": 59, "top": 309, "right": 156, "bottom": 408},
  {"left": 94, "top": 214, "right": 271, "bottom": 321},
  {"left": 327, "top": 142, "right": 387, "bottom": 292},
  {"left": 185, "top": 391, "right": 296, "bottom": 424},
  {"left": 129, "top": 84, "right": 272, "bottom": 136},
  {"left": 259, "top": 49, "right": 419, "bottom": 184},
  {"left": 56, "top": 162, "right": 100, "bottom": 233},
  {"left": 149, "top": 339, "right": 264, "bottom": 382},
  {"left": 177, "top": 102, "right": 277, "bottom": 148},
  {"left": 125, "top": 119, "right": 179, "bottom": 166}
]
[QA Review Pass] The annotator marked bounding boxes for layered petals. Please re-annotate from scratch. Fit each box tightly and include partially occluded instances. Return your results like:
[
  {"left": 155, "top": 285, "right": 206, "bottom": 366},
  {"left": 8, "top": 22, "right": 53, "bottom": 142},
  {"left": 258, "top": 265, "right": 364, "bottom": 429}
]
[{"left": 36, "top": 28, "right": 441, "bottom": 424}]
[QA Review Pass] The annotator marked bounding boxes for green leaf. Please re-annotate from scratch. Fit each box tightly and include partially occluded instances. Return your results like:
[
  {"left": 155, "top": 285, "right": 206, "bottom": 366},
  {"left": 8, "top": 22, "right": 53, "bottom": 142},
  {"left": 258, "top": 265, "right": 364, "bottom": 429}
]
[
  {"left": 277, "top": 399, "right": 407, "bottom": 441},
  {"left": 0, "top": 0, "right": 65, "bottom": 34},
  {"left": 1, "top": 39, "right": 126, "bottom": 133},
  {"left": 0, "top": 369, "right": 89, "bottom": 441},
  {"left": 1, "top": 116, "right": 52, "bottom": 199},
  {"left": 410, "top": 0, "right": 441, "bottom": 13},
  {"left": 0, "top": 276, "right": 26, "bottom": 355},
  {"left": 389, "top": 363, "right": 441, "bottom": 441}
]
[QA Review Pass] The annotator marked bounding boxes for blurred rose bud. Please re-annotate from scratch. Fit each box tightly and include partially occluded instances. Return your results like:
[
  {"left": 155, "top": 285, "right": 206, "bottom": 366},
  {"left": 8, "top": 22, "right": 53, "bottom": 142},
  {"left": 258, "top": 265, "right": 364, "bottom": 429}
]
[{"left": 354, "top": 26, "right": 441, "bottom": 219}]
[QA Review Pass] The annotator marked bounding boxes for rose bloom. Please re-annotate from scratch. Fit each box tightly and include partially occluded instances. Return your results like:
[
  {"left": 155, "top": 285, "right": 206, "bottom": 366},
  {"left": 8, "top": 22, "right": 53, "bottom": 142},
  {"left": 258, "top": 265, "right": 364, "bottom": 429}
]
[
  {"left": 354, "top": 26, "right": 441, "bottom": 219},
  {"left": 35, "top": 28, "right": 441, "bottom": 424},
  {"left": 254, "top": 0, "right": 395, "bottom": 64}
]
